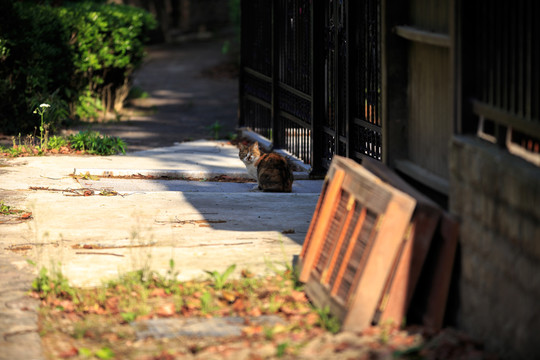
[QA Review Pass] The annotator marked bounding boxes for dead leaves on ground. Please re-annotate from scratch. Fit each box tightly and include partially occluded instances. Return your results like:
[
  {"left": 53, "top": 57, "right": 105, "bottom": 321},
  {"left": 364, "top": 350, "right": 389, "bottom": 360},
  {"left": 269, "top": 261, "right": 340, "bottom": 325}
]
[
  {"left": 35, "top": 269, "right": 495, "bottom": 360},
  {"left": 37, "top": 270, "right": 337, "bottom": 359}
]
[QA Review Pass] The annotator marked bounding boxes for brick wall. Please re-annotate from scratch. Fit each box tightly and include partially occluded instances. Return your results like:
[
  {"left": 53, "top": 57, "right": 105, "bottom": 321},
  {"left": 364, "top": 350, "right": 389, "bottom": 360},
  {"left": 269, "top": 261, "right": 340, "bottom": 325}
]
[{"left": 449, "top": 135, "right": 540, "bottom": 359}]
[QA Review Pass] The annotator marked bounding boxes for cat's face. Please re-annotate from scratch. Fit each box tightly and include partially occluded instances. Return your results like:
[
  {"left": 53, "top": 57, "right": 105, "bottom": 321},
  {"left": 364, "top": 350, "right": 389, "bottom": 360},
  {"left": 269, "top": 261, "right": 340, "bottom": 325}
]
[{"left": 238, "top": 142, "right": 260, "bottom": 164}]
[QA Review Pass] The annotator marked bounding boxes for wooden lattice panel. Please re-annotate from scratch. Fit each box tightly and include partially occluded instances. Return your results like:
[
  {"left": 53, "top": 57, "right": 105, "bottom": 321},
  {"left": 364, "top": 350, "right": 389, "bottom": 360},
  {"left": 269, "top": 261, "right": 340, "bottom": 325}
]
[{"left": 299, "top": 156, "right": 416, "bottom": 331}]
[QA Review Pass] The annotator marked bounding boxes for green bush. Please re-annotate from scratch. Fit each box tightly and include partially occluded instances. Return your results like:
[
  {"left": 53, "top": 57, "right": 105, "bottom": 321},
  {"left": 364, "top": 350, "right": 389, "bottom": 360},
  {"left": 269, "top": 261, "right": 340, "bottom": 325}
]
[
  {"left": 60, "top": 1, "right": 156, "bottom": 116},
  {"left": 0, "top": 0, "right": 156, "bottom": 135},
  {"left": 0, "top": 0, "right": 73, "bottom": 134}
]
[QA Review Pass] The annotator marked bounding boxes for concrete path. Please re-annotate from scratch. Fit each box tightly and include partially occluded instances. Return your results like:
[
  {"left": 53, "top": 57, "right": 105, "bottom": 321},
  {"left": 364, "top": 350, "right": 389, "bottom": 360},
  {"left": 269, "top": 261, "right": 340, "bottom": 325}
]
[
  {"left": 1, "top": 140, "right": 322, "bottom": 286},
  {"left": 0, "top": 140, "right": 322, "bottom": 359}
]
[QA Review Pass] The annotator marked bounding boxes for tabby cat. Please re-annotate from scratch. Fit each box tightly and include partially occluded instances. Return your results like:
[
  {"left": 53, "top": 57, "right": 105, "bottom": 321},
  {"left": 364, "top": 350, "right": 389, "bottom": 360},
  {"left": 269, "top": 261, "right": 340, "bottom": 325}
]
[{"left": 238, "top": 142, "right": 294, "bottom": 192}]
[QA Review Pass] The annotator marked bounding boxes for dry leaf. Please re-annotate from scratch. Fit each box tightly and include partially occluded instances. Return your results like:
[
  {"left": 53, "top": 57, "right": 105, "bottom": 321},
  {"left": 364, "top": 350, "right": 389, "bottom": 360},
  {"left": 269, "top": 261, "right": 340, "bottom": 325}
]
[
  {"left": 19, "top": 212, "right": 32, "bottom": 220},
  {"left": 305, "top": 312, "right": 319, "bottom": 326},
  {"left": 150, "top": 288, "right": 168, "bottom": 298},
  {"left": 59, "top": 299, "right": 75, "bottom": 313},
  {"left": 248, "top": 307, "right": 262, "bottom": 317},
  {"left": 289, "top": 290, "right": 307, "bottom": 302},
  {"left": 157, "top": 302, "right": 176, "bottom": 317},
  {"left": 221, "top": 290, "right": 237, "bottom": 303},
  {"left": 105, "top": 297, "right": 119, "bottom": 314},
  {"left": 242, "top": 325, "right": 263, "bottom": 336},
  {"left": 232, "top": 298, "right": 246, "bottom": 312},
  {"left": 58, "top": 346, "right": 78, "bottom": 359}
]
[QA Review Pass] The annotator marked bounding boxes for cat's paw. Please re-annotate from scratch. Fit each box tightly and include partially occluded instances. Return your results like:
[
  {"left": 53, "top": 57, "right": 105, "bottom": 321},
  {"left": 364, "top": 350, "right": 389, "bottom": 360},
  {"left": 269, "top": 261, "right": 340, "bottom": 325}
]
[{"left": 249, "top": 184, "right": 261, "bottom": 192}]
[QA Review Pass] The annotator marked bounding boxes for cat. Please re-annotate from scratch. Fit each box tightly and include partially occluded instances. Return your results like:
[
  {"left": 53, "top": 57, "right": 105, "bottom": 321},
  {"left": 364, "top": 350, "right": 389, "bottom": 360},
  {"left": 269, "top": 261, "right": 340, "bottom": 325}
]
[{"left": 238, "top": 141, "right": 294, "bottom": 192}]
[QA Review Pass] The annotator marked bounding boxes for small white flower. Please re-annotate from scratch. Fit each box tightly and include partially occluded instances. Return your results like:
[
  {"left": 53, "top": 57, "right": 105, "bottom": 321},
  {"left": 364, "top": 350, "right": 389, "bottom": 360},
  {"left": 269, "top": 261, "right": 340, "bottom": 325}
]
[{"left": 39, "top": 103, "right": 50, "bottom": 108}]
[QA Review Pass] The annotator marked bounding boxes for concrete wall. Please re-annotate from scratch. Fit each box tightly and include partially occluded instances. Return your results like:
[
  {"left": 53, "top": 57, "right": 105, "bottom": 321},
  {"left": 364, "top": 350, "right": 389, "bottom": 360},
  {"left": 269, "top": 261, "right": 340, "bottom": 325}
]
[{"left": 449, "top": 135, "right": 540, "bottom": 359}]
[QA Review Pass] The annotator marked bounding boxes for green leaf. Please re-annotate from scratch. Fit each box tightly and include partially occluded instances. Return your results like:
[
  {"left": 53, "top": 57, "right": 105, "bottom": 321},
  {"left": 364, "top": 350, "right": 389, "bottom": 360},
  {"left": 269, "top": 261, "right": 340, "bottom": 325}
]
[
  {"left": 120, "top": 312, "right": 137, "bottom": 323},
  {"left": 95, "top": 346, "right": 114, "bottom": 360},
  {"left": 78, "top": 347, "right": 93, "bottom": 357}
]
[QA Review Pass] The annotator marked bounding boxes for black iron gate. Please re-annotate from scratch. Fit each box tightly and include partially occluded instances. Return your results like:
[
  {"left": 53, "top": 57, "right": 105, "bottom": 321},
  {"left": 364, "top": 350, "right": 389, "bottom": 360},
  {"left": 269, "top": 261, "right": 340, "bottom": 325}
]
[{"left": 239, "top": 0, "right": 382, "bottom": 173}]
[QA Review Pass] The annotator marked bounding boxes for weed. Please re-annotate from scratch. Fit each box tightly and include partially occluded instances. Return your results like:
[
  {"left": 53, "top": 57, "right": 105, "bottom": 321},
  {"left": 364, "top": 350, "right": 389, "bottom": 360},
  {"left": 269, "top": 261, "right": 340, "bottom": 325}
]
[
  {"left": 47, "top": 135, "right": 68, "bottom": 149},
  {"left": 155, "top": 258, "right": 180, "bottom": 292},
  {"left": 33, "top": 103, "right": 50, "bottom": 150},
  {"left": 208, "top": 120, "right": 223, "bottom": 139},
  {"left": 200, "top": 291, "right": 215, "bottom": 315},
  {"left": 127, "top": 86, "right": 149, "bottom": 100},
  {"left": 68, "top": 130, "right": 126, "bottom": 155},
  {"left": 204, "top": 264, "right": 236, "bottom": 290},
  {"left": 1, "top": 129, "right": 126, "bottom": 157},
  {"left": 226, "top": 132, "right": 238, "bottom": 141},
  {"left": 120, "top": 312, "right": 137, "bottom": 323},
  {"left": 0, "top": 201, "right": 15, "bottom": 215},
  {"left": 276, "top": 341, "right": 290, "bottom": 357},
  {"left": 315, "top": 305, "right": 341, "bottom": 334},
  {"left": 78, "top": 346, "right": 114, "bottom": 360},
  {"left": 30, "top": 261, "right": 77, "bottom": 301},
  {"left": 263, "top": 326, "right": 275, "bottom": 341}
]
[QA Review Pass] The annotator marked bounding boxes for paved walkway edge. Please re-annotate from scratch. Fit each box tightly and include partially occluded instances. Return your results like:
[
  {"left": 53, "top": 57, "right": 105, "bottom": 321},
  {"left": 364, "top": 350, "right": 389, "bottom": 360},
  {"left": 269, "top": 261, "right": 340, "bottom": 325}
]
[{"left": 0, "top": 253, "right": 44, "bottom": 360}]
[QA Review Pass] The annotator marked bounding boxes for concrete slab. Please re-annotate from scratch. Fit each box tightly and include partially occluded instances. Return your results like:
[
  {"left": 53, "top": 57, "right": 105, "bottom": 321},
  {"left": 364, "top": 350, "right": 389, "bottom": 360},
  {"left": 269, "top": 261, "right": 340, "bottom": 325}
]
[
  {"left": 0, "top": 140, "right": 321, "bottom": 287},
  {"left": 77, "top": 178, "right": 322, "bottom": 194},
  {"left": 133, "top": 315, "right": 285, "bottom": 339}
]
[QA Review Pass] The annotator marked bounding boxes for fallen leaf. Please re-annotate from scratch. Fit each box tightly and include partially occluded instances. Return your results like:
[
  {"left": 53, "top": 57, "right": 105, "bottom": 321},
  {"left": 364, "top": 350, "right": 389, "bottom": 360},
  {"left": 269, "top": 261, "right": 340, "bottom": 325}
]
[
  {"left": 150, "top": 288, "right": 168, "bottom": 298},
  {"left": 102, "top": 332, "right": 119, "bottom": 342},
  {"left": 272, "top": 324, "right": 288, "bottom": 335},
  {"left": 151, "top": 350, "right": 176, "bottom": 360},
  {"left": 157, "top": 302, "right": 176, "bottom": 317},
  {"left": 58, "top": 346, "right": 78, "bottom": 358},
  {"left": 59, "top": 299, "right": 75, "bottom": 313},
  {"left": 248, "top": 307, "right": 262, "bottom": 317},
  {"left": 242, "top": 325, "right": 263, "bottom": 336},
  {"left": 279, "top": 303, "right": 299, "bottom": 315},
  {"left": 305, "top": 312, "right": 319, "bottom": 326},
  {"left": 135, "top": 313, "right": 153, "bottom": 321},
  {"left": 105, "top": 297, "right": 119, "bottom": 313},
  {"left": 289, "top": 290, "right": 308, "bottom": 302},
  {"left": 19, "top": 212, "right": 32, "bottom": 220},
  {"left": 232, "top": 298, "right": 246, "bottom": 312},
  {"left": 221, "top": 290, "right": 237, "bottom": 303}
]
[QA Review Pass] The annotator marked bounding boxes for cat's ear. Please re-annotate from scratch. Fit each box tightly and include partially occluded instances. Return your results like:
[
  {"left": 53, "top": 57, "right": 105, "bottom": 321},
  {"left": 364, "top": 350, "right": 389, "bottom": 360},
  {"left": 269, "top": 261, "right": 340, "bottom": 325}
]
[{"left": 252, "top": 142, "right": 259, "bottom": 150}]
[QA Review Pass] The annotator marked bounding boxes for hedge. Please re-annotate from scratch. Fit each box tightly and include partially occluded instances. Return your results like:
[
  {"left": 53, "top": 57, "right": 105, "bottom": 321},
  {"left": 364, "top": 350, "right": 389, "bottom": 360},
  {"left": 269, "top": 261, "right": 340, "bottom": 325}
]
[{"left": 0, "top": 0, "right": 156, "bottom": 134}]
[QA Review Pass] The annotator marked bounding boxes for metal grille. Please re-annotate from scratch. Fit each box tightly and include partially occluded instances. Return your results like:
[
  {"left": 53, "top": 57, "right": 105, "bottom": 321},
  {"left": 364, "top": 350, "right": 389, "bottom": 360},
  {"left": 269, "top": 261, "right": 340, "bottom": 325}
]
[
  {"left": 240, "top": 0, "right": 383, "bottom": 173},
  {"left": 240, "top": 0, "right": 272, "bottom": 77},
  {"left": 240, "top": 0, "right": 314, "bottom": 165},
  {"left": 468, "top": 0, "right": 540, "bottom": 153},
  {"left": 277, "top": 0, "right": 312, "bottom": 95},
  {"left": 278, "top": 116, "right": 312, "bottom": 165},
  {"left": 350, "top": 0, "right": 382, "bottom": 161}
]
